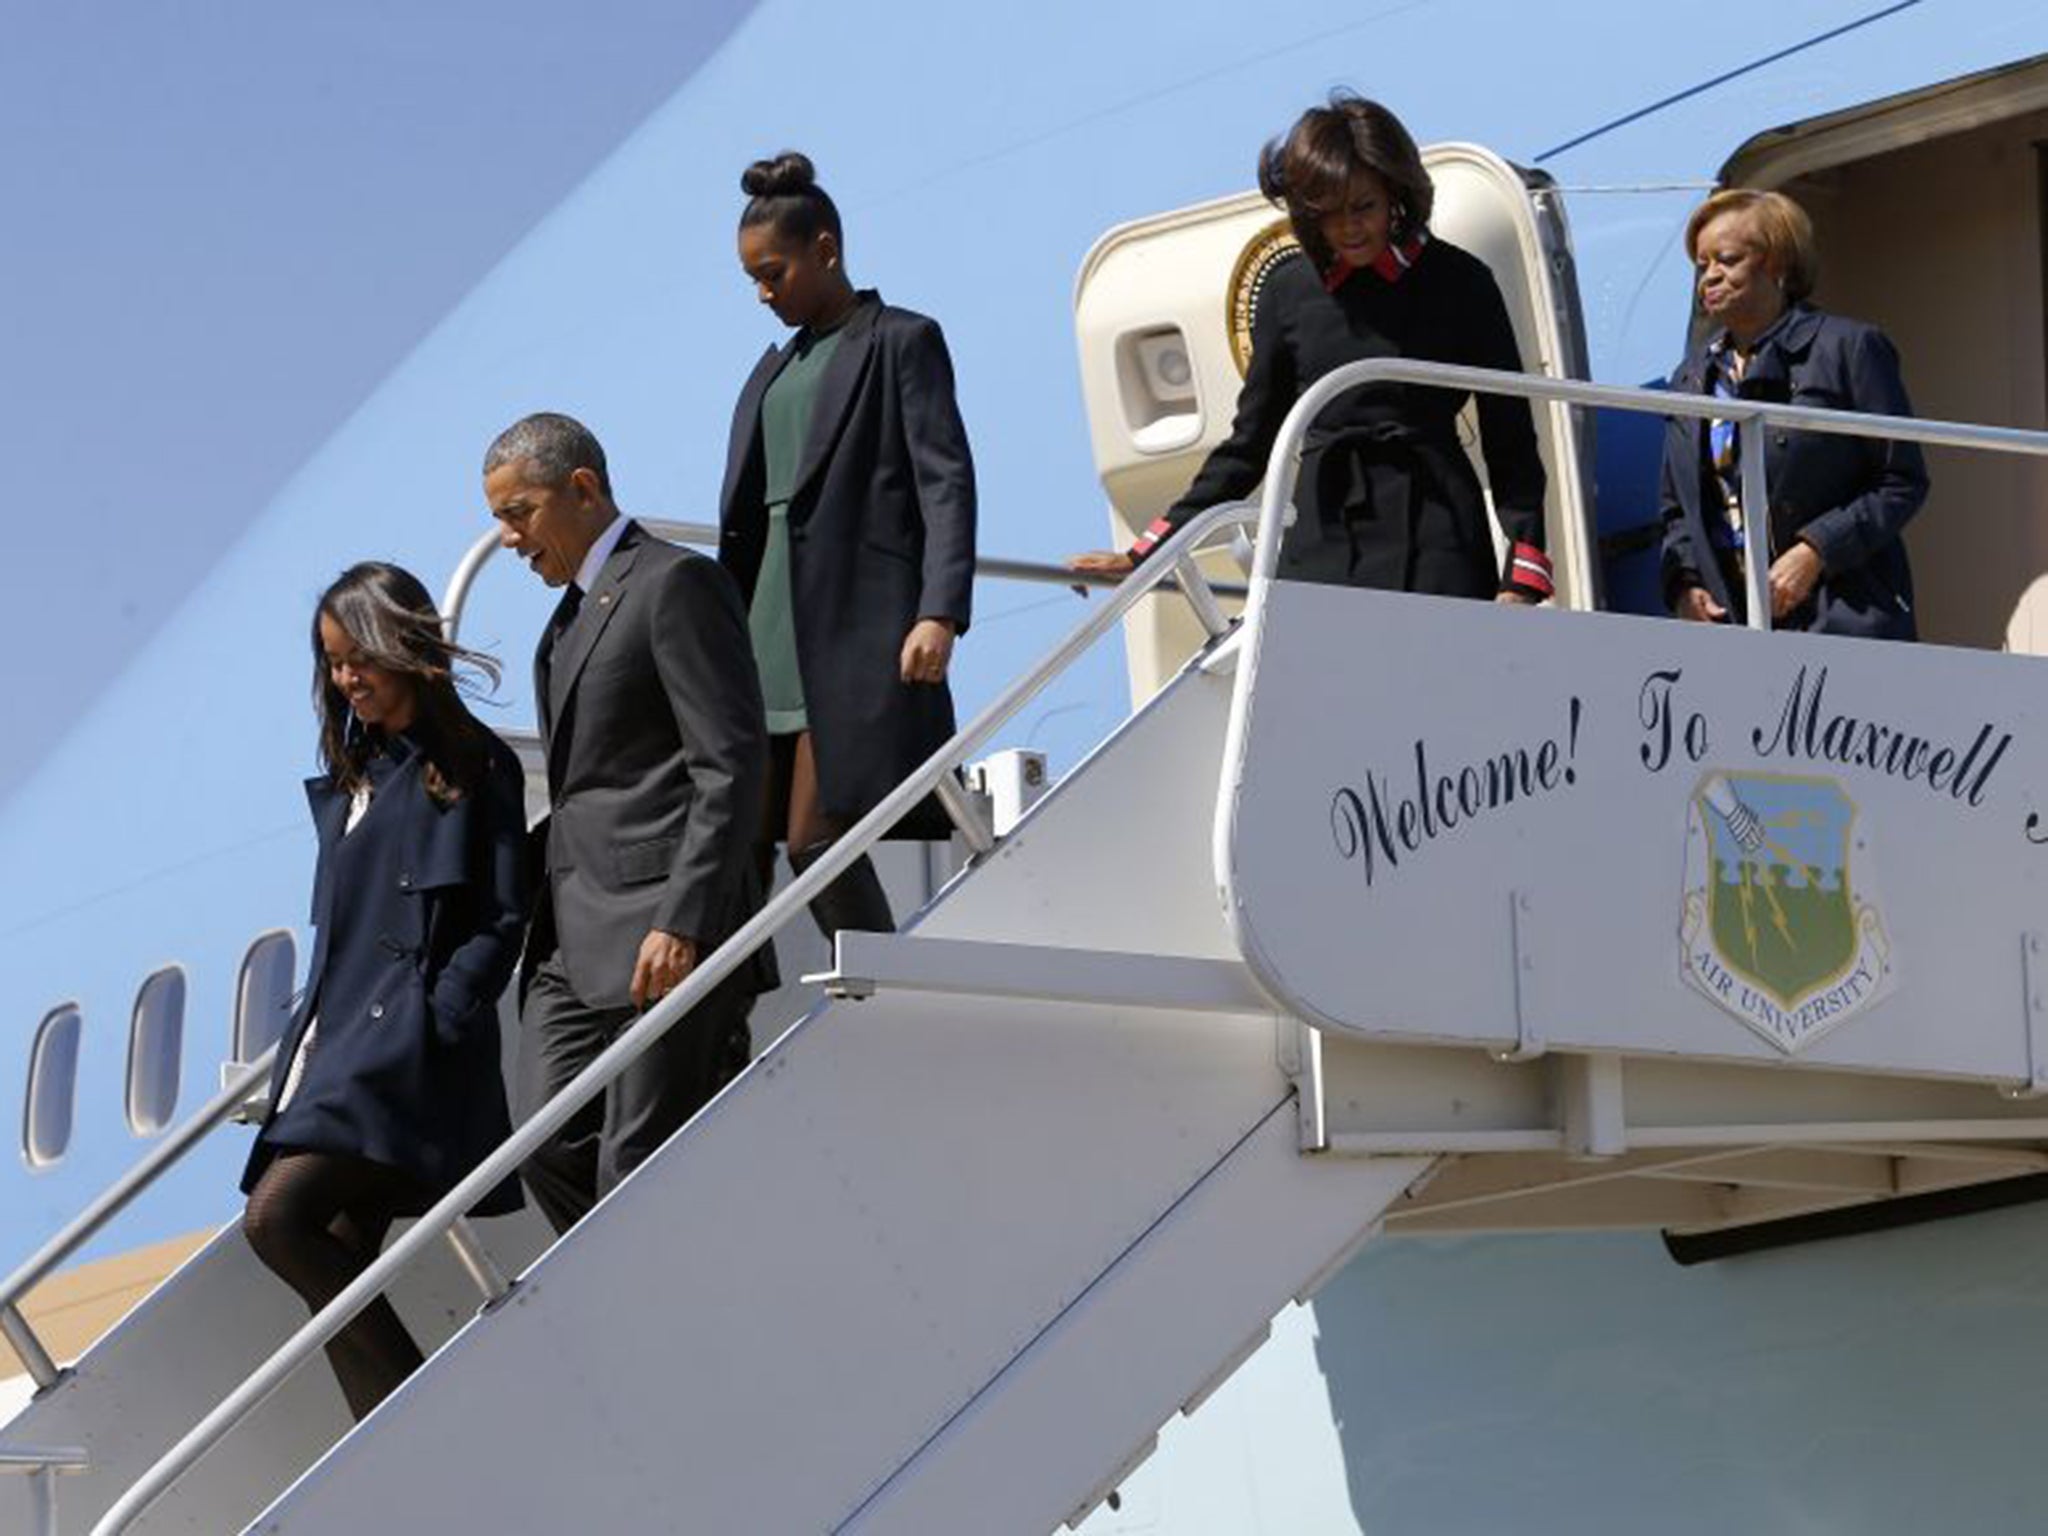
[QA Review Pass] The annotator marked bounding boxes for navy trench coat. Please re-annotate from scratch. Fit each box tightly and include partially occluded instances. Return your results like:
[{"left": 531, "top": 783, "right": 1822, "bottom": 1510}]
[
  {"left": 243, "top": 731, "right": 531, "bottom": 1216},
  {"left": 1659, "top": 303, "right": 1929, "bottom": 640}
]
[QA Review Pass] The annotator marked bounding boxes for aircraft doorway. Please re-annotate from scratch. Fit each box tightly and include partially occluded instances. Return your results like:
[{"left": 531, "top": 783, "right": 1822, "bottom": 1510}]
[{"left": 1726, "top": 55, "right": 2048, "bottom": 652}]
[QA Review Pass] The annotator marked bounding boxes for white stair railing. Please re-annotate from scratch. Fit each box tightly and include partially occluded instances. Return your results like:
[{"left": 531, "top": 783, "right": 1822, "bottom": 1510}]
[
  {"left": 91, "top": 498, "right": 1257, "bottom": 1536},
  {"left": 96, "top": 361, "right": 2048, "bottom": 1533},
  {"left": 0, "top": 1053, "right": 276, "bottom": 1396},
  {"left": 0, "top": 538, "right": 1222, "bottom": 1406},
  {"left": 0, "top": 1446, "right": 88, "bottom": 1536},
  {"left": 1234, "top": 358, "right": 2048, "bottom": 637},
  {"left": 437, "top": 517, "right": 1244, "bottom": 643}
]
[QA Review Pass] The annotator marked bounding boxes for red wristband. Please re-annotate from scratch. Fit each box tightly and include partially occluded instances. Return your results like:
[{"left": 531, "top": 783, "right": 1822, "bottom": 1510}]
[
  {"left": 1127, "top": 516, "right": 1175, "bottom": 563},
  {"left": 1503, "top": 541, "right": 1554, "bottom": 600}
]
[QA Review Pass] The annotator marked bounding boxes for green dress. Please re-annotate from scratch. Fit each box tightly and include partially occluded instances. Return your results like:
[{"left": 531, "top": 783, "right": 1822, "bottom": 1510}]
[{"left": 752, "top": 325, "right": 844, "bottom": 734}]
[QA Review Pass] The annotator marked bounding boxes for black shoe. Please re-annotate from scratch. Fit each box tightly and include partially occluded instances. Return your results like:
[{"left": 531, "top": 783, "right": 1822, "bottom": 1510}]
[{"left": 789, "top": 840, "right": 896, "bottom": 944}]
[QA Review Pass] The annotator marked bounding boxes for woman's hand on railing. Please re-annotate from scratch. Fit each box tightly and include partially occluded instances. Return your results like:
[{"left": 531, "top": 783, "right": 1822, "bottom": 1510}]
[
  {"left": 1494, "top": 590, "right": 1537, "bottom": 606},
  {"left": 1067, "top": 550, "right": 1135, "bottom": 578}
]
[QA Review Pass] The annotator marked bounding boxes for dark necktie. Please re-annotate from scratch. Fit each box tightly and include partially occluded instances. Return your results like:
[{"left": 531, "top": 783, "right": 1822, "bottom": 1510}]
[
  {"left": 545, "top": 583, "right": 586, "bottom": 659},
  {"left": 552, "top": 585, "right": 585, "bottom": 638},
  {"left": 537, "top": 583, "right": 585, "bottom": 754}
]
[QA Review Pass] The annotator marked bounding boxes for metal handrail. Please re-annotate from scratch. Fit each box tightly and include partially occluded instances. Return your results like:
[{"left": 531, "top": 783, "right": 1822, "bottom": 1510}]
[
  {"left": 0, "top": 1051, "right": 277, "bottom": 1393},
  {"left": 0, "top": 1446, "right": 88, "bottom": 1536},
  {"left": 1213, "top": 358, "right": 2048, "bottom": 1036},
  {"left": 0, "top": 1447, "right": 88, "bottom": 1468},
  {"left": 93, "top": 500, "right": 1256, "bottom": 1535},
  {"left": 438, "top": 519, "right": 1245, "bottom": 644},
  {"left": 1237, "top": 357, "right": 2048, "bottom": 637},
  {"left": 75, "top": 360, "right": 2048, "bottom": 1529},
  {"left": 0, "top": 521, "right": 1234, "bottom": 1395}
]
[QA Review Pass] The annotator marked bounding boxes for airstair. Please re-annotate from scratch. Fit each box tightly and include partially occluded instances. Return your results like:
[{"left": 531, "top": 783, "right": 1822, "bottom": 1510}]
[{"left": 4, "top": 366, "right": 2048, "bottom": 1534}]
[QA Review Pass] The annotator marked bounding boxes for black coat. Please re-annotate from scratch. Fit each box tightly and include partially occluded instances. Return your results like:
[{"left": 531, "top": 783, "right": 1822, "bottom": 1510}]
[
  {"left": 1152, "top": 239, "right": 1548, "bottom": 596},
  {"left": 718, "top": 292, "right": 977, "bottom": 833},
  {"left": 1659, "top": 303, "right": 1928, "bottom": 639},
  {"left": 531, "top": 522, "right": 775, "bottom": 1009},
  {"left": 244, "top": 731, "right": 530, "bottom": 1216}
]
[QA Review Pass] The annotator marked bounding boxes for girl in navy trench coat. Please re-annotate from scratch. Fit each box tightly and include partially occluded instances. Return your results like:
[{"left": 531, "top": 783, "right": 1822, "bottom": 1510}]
[
  {"left": 241, "top": 562, "right": 530, "bottom": 1421},
  {"left": 720, "top": 152, "right": 977, "bottom": 939},
  {"left": 1660, "top": 188, "right": 1928, "bottom": 638}
]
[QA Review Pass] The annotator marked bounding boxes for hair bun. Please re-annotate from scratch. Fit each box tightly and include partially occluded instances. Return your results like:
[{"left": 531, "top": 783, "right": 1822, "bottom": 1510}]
[{"left": 741, "top": 152, "right": 817, "bottom": 198}]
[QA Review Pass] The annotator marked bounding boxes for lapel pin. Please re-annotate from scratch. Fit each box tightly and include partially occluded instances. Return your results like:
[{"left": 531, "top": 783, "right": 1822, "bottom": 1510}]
[{"left": 598, "top": 593, "right": 613, "bottom": 607}]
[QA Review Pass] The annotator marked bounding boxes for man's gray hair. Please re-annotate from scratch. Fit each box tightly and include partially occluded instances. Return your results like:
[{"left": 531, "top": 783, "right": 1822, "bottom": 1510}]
[{"left": 483, "top": 412, "right": 612, "bottom": 497}]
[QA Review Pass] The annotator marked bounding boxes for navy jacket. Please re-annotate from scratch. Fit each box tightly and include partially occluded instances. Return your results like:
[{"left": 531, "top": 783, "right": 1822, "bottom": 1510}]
[
  {"left": 1659, "top": 303, "right": 1928, "bottom": 639},
  {"left": 719, "top": 292, "right": 976, "bottom": 835},
  {"left": 244, "top": 730, "right": 531, "bottom": 1215}
]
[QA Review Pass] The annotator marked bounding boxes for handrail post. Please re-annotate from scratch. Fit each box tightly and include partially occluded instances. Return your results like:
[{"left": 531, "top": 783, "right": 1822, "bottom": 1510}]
[
  {"left": 1172, "top": 555, "right": 1232, "bottom": 640},
  {"left": 1736, "top": 415, "right": 1774, "bottom": 633},
  {"left": 30, "top": 1465, "right": 55, "bottom": 1536},
  {"left": 30, "top": 1464, "right": 53, "bottom": 1536},
  {"left": 0, "top": 1053, "right": 276, "bottom": 1339},
  {"left": 0, "top": 1305, "right": 60, "bottom": 1392},
  {"left": 0, "top": 1448, "right": 91, "bottom": 1536},
  {"left": 438, "top": 527, "right": 503, "bottom": 646},
  {"left": 932, "top": 773, "right": 996, "bottom": 856},
  {"left": 444, "top": 1220, "right": 511, "bottom": 1305}
]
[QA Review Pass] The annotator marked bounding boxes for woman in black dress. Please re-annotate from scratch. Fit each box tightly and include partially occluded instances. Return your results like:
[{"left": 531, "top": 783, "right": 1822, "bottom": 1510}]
[
  {"left": 1072, "top": 94, "right": 1553, "bottom": 603},
  {"left": 720, "top": 152, "right": 977, "bottom": 937},
  {"left": 241, "top": 562, "right": 529, "bottom": 1420}
]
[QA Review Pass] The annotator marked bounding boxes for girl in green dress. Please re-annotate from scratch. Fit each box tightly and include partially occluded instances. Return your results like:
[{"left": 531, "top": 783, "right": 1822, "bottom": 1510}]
[{"left": 719, "top": 152, "right": 978, "bottom": 938}]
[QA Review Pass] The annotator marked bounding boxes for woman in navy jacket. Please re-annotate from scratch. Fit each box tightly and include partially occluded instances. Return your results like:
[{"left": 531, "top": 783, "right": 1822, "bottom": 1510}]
[
  {"left": 720, "top": 152, "right": 976, "bottom": 937},
  {"left": 241, "top": 562, "right": 530, "bottom": 1421},
  {"left": 1660, "top": 188, "right": 1929, "bottom": 638}
]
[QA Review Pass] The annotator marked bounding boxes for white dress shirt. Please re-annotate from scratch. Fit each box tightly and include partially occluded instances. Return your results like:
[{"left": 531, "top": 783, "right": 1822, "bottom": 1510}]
[{"left": 575, "top": 515, "right": 629, "bottom": 595}]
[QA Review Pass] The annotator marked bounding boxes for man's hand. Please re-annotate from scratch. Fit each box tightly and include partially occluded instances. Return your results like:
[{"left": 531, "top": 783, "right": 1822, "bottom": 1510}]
[
  {"left": 1769, "top": 541, "right": 1824, "bottom": 620},
  {"left": 1675, "top": 584, "right": 1728, "bottom": 623},
  {"left": 899, "top": 617, "right": 957, "bottom": 685},
  {"left": 1495, "top": 589, "right": 1536, "bottom": 606},
  {"left": 631, "top": 929, "right": 699, "bottom": 1010}
]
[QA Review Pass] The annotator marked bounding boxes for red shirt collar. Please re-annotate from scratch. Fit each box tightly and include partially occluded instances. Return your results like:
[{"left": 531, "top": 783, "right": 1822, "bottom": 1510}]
[{"left": 1324, "top": 229, "right": 1430, "bottom": 293}]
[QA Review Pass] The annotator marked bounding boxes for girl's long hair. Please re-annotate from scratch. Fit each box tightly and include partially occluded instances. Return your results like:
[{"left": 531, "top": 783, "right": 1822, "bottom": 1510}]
[{"left": 313, "top": 561, "right": 502, "bottom": 806}]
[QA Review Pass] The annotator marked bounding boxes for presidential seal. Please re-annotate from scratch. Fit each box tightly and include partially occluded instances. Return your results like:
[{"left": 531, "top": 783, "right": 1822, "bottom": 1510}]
[
  {"left": 1225, "top": 218, "right": 1303, "bottom": 378},
  {"left": 1679, "top": 769, "right": 1894, "bottom": 1053}
]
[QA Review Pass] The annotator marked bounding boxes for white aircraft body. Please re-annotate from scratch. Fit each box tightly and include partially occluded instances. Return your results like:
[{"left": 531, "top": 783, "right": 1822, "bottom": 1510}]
[{"left": 4, "top": 4, "right": 2048, "bottom": 1531}]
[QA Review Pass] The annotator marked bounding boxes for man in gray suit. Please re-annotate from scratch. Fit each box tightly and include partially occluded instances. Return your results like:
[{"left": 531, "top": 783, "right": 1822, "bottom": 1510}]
[{"left": 485, "top": 412, "right": 773, "bottom": 1235}]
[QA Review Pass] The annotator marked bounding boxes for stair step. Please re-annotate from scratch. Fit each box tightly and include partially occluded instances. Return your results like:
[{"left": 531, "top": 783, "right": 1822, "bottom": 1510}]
[{"left": 812, "top": 932, "right": 1276, "bottom": 1017}]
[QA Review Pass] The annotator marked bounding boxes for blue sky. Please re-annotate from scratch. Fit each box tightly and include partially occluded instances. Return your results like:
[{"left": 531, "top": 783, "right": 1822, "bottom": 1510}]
[{"left": 0, "top": 3, "right": 751, "bottom": 801}]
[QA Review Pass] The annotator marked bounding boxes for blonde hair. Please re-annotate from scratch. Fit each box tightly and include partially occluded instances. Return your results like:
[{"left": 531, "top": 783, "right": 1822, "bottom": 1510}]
[{"left": 1684, "top": 188, "right": 1818, "bottom": 303}]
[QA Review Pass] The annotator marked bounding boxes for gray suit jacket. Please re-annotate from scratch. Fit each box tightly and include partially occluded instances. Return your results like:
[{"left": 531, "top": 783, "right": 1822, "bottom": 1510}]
[{"left": 532, "top": 520, "right": 773, "bottom": 1010}]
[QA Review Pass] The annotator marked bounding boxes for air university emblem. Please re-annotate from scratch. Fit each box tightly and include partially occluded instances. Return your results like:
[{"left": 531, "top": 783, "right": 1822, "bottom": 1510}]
[{"left": 1679, "top": 770, "right": 1895, "bottom": 1052}]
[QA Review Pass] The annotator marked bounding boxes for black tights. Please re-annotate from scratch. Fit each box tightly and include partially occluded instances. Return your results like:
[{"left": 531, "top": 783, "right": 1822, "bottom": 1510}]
[{"left": 242, "top": 1150, "right": 426, "bottom": 1421}]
